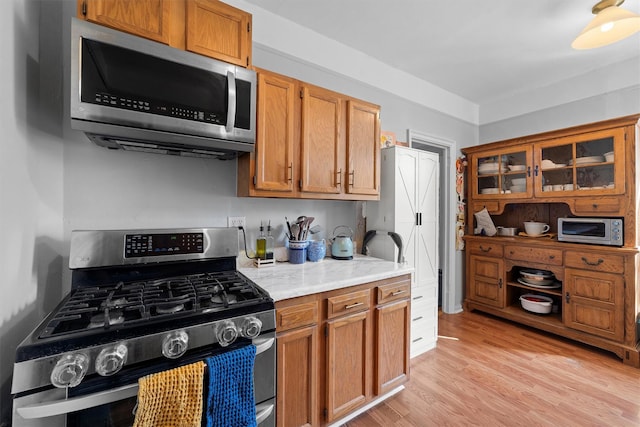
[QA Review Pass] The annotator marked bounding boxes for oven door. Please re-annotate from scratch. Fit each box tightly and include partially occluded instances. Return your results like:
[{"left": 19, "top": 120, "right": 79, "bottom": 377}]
[{"left": 13, "top": 334, "right": 275, "bottom": 427}]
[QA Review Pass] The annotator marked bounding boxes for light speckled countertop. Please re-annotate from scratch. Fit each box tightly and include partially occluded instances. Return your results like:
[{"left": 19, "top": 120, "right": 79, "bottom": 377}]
[{"left": 239, "top": 254, "right": 414, "bottom": 302}]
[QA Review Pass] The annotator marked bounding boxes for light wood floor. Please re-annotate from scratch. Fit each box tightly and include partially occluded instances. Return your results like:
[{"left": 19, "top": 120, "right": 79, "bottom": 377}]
[{"left": 345, "top": 310, "right": 640, "bottom": 427}]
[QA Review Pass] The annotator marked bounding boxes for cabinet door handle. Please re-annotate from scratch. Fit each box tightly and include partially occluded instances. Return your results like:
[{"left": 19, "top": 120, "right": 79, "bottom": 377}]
[
  {"left": 412, "top": 337, "right": 423, "bottom": 343},
  {"left": 581, "top": 257, "right": 604, "bottom": 266},
  {"left": 419, "top": 213, "right": 423, "bottom": 225},
  {"left": 391, "top": 290, "right": 407, "bottom": 296},
  {"left": 416, "top": 213, "right": 420, "bottom": 226},
  {"left": 412, "top": 295, "right": 423, "bottom": 301},
  {"left": 565, "top": 292, "right": 571, "bottom": 303},
  {"left": 345, "top": 302, "right": 364, "bottom": 309},
  {"left": 335, "top": 168, "right": 342, "bottom": 186},
  {"left": 498, "top": 278, "right": 503, "bottom": 288},
  {"left": 479, "top": 245, "right": 492, "bottom": 253},
  {"left": 413, "top": 316, "right": 423, "bottom": 321},
  {"left": 527, "top": 166, "right": 531, "bottom": 177},
  {"left": 349, "top": 170, "right": 355, "bottom": 186},
  {"left": 534, "top": 165, "right": 539, "bottom": 176},
  {"left": 288, "top": 163, "right": 293, "bottom": 182}
]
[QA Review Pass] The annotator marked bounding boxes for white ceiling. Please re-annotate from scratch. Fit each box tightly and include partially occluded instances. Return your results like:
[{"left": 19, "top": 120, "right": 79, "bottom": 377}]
[{"left": 242, "top": 0, "right": 640, "bottom": 108}]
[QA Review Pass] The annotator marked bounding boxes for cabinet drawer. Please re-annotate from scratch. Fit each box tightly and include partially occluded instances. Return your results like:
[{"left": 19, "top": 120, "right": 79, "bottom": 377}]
[
  {"left": 377, "top": 281, "right": 411, "bottom": 305},
  {"left": 467, "top": 241, "right": 503, "bottom": 257},
  {"left": 327, "top": 289, "right": 371, "bottom": 319},
  {"left": 574, "top": 197, "right": 622, "bottom": 214},
  {"left": 276, "top": 301, "right": 319, "bottom": 331},
  {"left": 565, "top": 252, "right": 624, "bottom": 273},
  {"left": 505, "top": 245, "right": 562, "bottom": 265}
]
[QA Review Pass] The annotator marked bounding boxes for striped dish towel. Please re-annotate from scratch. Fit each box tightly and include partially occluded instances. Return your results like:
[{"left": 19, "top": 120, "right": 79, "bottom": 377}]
[
  {"left": 205, "top": 345, "right": 257, "bottom": 427},
  {"left": 133, "top": 361, "right": 206, "bottom": 427}
]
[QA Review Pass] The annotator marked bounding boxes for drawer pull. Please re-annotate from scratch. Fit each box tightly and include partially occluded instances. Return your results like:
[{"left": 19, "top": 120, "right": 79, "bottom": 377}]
[
  {"left": 581, "top": 257, "right": 604, "bottom": 266},
  {"left": 413, "top": 295, "right": 423, "bottom": 301},
  {"left": 391, "top": 290, "right": 407, "bottom": 296},
  {"left": 479, "top": 245, "right": 492, "bottom": 253},
  {"left": 412, "top": 337, "right": 423, "bottom": 343},
  {"left": 412, "top": 316, "right": 423, "bottom": 321},
  {"left": 549, "top": 255, "right": 555, "bottom": 259},
  {"left": 345, "top": 302, "right": 364, "bottom": 309}
]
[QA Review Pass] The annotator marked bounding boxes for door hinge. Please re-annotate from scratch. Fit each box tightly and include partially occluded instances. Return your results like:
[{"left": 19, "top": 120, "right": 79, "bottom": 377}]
[
  {"left": 246, "top": 56, "right": 249, "bottom": 67},
  {"left": 299, "top": 179, "right": 303, "bottom": 189},
  {"left": 247, "top": 22, "right": 251, "bottom": 33},
  {"left": 324, "top": 325, "right": 328, "bottom": 337},
  {"left": 300, "top": 89, "right": 304, "bottom": 99},
  {"left": 81, "top": 0, "right": 87, "bottom": 16},
  {"left": 253, "top": 176, "right": 257, "bottom": 185}
]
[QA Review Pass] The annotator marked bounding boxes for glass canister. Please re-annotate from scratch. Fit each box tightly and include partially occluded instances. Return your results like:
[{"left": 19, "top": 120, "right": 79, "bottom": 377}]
[{"left": 307, "top": 239, "right": 326, "bottom": 262}]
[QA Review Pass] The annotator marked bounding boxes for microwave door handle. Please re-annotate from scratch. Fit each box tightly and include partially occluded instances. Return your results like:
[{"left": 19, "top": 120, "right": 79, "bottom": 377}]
[
  {"left": 16, "top": 383, "right": 139, "bottom": 419},
  {"left": 226, "top": 70, "right": 236, "bottom": 133}
]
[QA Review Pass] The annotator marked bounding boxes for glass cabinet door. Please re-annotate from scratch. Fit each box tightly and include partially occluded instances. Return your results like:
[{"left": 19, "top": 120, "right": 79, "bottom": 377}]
[
  {"left": 535, "top": 128, "right": 625, "bottom": 195},
  {"left": 474, "top": 147, "right": 531, "bottom": 198}
]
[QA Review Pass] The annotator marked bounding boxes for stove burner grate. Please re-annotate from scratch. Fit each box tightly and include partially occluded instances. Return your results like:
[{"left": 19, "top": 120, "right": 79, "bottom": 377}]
[{"left": 37, "top": 271, "right": 268, "bottom": 339}]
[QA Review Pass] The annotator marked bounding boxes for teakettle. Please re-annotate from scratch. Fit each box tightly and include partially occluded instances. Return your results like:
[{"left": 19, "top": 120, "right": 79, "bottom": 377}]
[{"left": 331, "top": 225, "right": 354, "bottom": 260}]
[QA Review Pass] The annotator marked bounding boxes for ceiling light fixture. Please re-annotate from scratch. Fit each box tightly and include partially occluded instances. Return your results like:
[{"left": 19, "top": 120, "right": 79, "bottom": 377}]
[{"left": 572, "top": 0, "right": 640, "bottom": 49}]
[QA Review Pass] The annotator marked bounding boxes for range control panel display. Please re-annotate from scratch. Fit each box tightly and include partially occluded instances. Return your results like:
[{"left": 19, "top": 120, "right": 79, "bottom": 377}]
[{"left": 125, "top": 233, "right": 204, "bottom": 258}]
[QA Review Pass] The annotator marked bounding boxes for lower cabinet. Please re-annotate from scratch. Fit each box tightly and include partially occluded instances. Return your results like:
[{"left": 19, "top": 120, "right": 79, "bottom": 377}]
[
  {"left": 464, "top": 236, "right": 639, "bottom": 367},
  {"left": 275, "top": 274, "right": 411, "bottom": 427},
  {"left": 275, "top": 300, "right": 319, "bottom": 427},
  {"left": 325, "top": 310, "right": 370, "bottom": 422}
]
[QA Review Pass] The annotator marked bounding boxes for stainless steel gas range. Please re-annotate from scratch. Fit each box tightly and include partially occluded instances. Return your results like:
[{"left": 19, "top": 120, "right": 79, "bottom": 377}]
[{"left": 11, "top": 228, "right": 275, "bottom": 427}]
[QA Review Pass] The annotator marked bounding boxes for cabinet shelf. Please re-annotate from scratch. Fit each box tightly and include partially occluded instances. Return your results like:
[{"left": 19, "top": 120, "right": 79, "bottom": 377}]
[
  {"left": 501, "top": 305, "right": 563, "bottom": 328},
  {"left": 507, "top": 281, "right": 562, "bottom": 297}
]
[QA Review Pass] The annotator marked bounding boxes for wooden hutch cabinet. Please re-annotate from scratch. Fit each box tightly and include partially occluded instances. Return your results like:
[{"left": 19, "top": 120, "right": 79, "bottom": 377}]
[
  {"left": 78, "top": 0, "right": 253, "bottom": 67},
  {"left": 462, "top": 115, "right": 640, "bottom": 367},
  {"left": 274, "top": 274, "right": 410, "bottom": 427},
  {"left": 238, "top": 68, "right": 381, "bottom": 201}
]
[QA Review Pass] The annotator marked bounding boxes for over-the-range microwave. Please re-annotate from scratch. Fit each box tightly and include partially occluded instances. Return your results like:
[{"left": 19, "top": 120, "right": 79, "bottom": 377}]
[
  {"left": 70, "top": 18, "right": 256, "bottom": 159},
  {"left": 557, "top": 217, "right": 623, "bottom": 246}
]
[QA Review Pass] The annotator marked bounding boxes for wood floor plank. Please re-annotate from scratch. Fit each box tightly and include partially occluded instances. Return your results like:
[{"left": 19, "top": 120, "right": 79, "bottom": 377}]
[{"left": 343, "top": 310, "right": 640, "bottom": 427}]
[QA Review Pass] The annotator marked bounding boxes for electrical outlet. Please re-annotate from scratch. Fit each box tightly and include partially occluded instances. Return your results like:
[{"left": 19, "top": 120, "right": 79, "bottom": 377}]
[{"left": 228, "top": 216, "right": 246, "bottom": 228}]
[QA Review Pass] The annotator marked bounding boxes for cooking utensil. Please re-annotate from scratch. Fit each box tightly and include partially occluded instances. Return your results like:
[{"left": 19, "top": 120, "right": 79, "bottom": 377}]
[{"left": 520, "top": 294, "right": 553, "bottom": 314}]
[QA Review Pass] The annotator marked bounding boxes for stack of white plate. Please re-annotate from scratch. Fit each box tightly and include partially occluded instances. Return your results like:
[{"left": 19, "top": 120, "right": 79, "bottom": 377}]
[
  {"left": 478, "top": 162, "right": 504, "bottom": 175},
  {"left": 518, "top": 269, "right": 560, "bottom": 289}
]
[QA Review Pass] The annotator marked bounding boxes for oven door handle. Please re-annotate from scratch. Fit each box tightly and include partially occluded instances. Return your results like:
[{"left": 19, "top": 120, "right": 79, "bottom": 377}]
[
  {"left": 16, "top": 383, "right": 139, "bottom": 419},
  {"left": 17, "top": 339, "right": 275, "bottom": 419},
  {"left": 253, "top": 336, "right": 275, "bottom": 355},
  {"left": 256, "top": 401, "right": 275, "bottom": 425}
]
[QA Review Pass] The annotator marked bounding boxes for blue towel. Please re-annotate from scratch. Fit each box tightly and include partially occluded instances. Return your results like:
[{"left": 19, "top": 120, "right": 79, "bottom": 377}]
[{"left": 205, "top": 345, "right": 257, "bottom": 427}]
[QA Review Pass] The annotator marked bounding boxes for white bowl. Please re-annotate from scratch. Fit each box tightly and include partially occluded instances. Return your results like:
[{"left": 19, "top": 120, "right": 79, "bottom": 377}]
[
  {"left": 519, "top": 276, "right": 554, "bottom": 286},
  {"left": 511, "top": 178, "right": 526, "bottom": 185},
  {"left": 509, "top": 165, "right": 526, "bottom": 172},
  {"left": 520, "top": 294, "right": 553, "bottom": 314},
  {"left": 510, "top": 185, "right": 526, "bottom": 193}
]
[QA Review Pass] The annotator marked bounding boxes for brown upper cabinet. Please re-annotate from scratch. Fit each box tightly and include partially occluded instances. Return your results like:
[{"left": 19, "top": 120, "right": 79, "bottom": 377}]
[
  {"left": 238, "top": 68, "right": 381, "bottom": 201},
  {"left": 78, "top": 0, "right": 252, "bottom": 67},
  {"left": 464, "top": 115, "right": 637, "bottom": 221}
]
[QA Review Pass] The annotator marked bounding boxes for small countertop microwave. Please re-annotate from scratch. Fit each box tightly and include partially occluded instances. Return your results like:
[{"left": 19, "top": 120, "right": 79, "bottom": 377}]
[
  {"left": 70, "top": 18, "right": 256, "bottom": 159},
  {"left": 557, "top": 217, "right": 623, "bottom": 246}
]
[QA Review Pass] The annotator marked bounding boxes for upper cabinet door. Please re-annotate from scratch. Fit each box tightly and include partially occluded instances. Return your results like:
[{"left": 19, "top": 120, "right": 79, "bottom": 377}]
[
  {"left": 346, "top": 100, "right": 380, "bottom": 196},
  {"left": 81, "top": 0, "right": 172, "bottom": 44},
  {"left": 254, "top": 71, "right": 296, "bottom": 193},
  {"left": 300, "top": 84, "right": 342, "bottom": 194},
  {"left": 186, "top": 0, "right": 252, "bottom": 67}
]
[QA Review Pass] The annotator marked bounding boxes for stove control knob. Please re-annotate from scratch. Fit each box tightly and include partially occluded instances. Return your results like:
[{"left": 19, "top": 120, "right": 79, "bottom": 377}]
[
  {"left": 216, "top": 320, "right": 238, "bottom": 347},
  {"left": 51, "top": 353, "right": 89, "bottom": 388},
  {"left": 240, "top": 317, "right": 262, "bottom": 339},
  {"left": 95, "top": 344, "right": 128, "bottom": 376},
  {"left": 162, "top": 330, "right": 189, "bottom": 359}
]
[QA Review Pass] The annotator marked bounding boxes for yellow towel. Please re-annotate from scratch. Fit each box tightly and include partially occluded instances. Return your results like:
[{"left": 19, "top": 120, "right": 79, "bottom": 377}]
[{"left": 133, "top": 361, "right": 206, "bottom": 427}]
